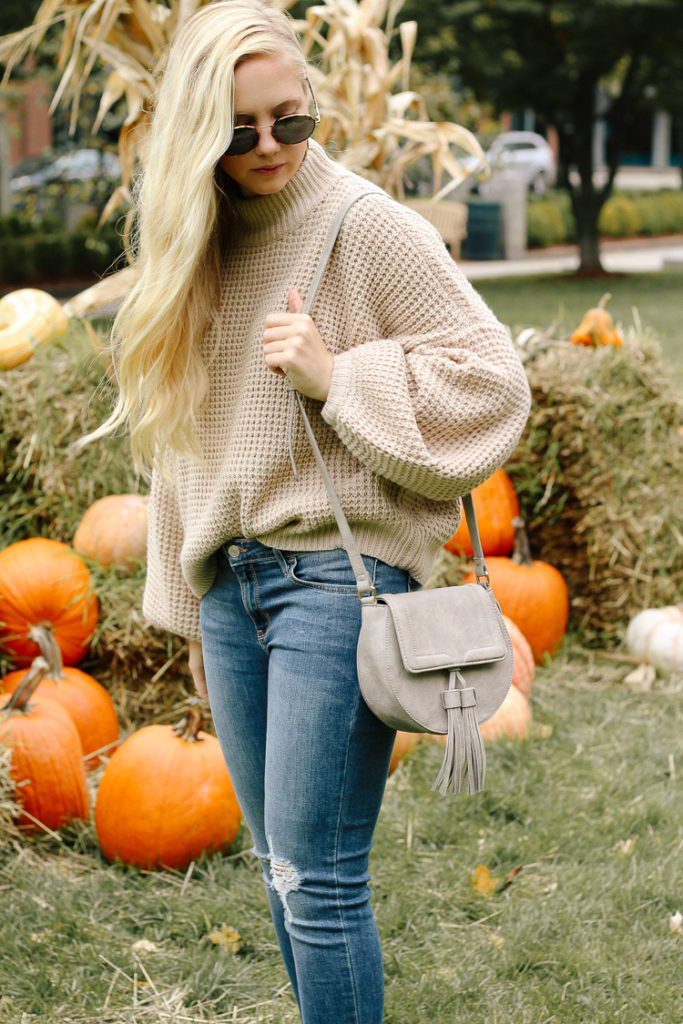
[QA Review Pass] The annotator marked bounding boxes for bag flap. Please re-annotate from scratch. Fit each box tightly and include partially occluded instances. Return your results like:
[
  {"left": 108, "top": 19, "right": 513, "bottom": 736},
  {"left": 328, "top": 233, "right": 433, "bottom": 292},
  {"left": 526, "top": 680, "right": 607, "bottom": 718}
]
[{"left": 379, "top": 584, "right": 508, "bottom": 673}]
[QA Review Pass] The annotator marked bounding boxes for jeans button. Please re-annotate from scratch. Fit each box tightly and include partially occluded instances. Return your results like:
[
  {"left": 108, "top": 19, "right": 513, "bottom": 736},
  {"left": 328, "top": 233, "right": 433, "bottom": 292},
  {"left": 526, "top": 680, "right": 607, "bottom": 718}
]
[{"left": 227, "top": 544, "right": 241, "bottom": 557}]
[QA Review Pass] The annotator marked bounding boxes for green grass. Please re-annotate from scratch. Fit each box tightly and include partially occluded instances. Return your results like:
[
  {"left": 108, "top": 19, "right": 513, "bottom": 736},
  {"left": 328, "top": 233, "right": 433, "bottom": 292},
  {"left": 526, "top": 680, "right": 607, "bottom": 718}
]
[
  {"left": 475, "top": 270, "right": 683, "bottom": 384},
  {"left": 1, "top": 273, "right": 681, "bottom": 1022},
  {"left": 1, "top": 648, "right": 681, "bottom": 1024}
]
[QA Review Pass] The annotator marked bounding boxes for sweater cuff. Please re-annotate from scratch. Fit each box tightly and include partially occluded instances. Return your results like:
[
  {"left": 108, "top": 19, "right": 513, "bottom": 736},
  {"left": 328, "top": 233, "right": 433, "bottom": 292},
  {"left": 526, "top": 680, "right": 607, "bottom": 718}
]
[{"left": 322, "top": 350, "right": 353, "bottom": 427}]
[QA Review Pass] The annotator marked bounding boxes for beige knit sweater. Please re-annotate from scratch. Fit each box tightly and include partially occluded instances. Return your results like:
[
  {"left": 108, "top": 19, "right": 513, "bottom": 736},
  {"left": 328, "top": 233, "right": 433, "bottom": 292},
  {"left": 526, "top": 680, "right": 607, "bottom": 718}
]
[{"left": 142, "top": 141, "right": 531, "bottom": 641}]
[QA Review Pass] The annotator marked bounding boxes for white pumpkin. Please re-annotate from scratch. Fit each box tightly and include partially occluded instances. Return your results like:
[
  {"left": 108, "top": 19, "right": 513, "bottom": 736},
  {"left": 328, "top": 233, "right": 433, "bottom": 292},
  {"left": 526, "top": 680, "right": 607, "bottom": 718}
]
[
  {"left": 625, "top": 606, "right": 683, "bottom": 672},
  {"left": 0, "top": 288, "right": 68, "bottom": 370}
]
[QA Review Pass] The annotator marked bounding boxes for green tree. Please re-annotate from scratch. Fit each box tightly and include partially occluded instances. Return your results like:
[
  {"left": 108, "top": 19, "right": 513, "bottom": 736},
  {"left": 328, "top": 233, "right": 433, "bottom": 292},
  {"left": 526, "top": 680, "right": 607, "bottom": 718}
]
[
  {"left": 398, "top": 0, "right": 683, "bottom": 273},
  {"left": 640, "top": 34, "right": 683, "bottom": 177}
]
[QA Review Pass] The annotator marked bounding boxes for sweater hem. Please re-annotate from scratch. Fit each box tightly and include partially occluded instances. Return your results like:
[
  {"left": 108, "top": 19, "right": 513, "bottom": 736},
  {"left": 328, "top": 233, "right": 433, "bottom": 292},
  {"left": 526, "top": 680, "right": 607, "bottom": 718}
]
[{"left": 251, "top": 522, "right": 441, "bottom": 587}]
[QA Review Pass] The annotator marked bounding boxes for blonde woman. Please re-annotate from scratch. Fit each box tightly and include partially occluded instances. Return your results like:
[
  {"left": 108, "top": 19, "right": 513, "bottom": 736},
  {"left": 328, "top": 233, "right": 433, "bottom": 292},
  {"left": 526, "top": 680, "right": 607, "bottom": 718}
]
[{"left": 92, "top": 2, "right": 530, "bottom": 1020}]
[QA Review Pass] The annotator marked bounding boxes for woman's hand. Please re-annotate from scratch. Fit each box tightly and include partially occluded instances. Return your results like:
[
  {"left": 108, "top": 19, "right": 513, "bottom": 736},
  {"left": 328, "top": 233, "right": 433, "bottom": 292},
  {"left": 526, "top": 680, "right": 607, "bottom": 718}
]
[
  {"left": 263, "top": 289, "right": 333, "bottom": 401},
  {"left": 188, "top": 639, "right": 208, "bottom": 700}
]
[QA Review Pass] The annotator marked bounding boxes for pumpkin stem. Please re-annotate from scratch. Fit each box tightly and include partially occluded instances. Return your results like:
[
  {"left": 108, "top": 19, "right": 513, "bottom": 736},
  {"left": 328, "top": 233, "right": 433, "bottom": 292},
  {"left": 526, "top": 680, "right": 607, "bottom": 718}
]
[
  {"left": 172, "top": 701, "right": 204, "bottom": 743},
  {"left": 1, "top": 657, "right": 50, "bottom": 715},
  {"left": 28, "top": 624, "right": 63, "bottom": 680},
  {"left": 511, "top": 517, "right": 534, "bottom": 567}
]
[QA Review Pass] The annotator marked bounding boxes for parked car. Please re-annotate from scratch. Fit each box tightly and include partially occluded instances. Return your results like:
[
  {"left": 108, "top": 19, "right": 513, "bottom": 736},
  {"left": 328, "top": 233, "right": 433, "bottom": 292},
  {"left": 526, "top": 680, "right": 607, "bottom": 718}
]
[
  {"left": 11, "top": 148, "right": 121, "bottom": 191},
  {"left": 484, "top": 131, "right": 556, "bottom": 194}
]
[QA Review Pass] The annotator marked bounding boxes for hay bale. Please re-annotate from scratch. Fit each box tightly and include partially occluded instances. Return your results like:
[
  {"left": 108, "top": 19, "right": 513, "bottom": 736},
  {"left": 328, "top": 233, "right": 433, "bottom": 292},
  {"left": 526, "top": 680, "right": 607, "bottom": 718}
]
[
  {"left": 2, "top": 316, "right": 680, "bottom": 720},
  {"left": 504, "top": 330, "right": 682, "bottom": 646},
  {"left": 0, "top": 323, "right": 193, "bottom": 724},
  {"left": 0, "top": 746, "right": 23, "bottom": 851},
  {"left": 0, "top": 322, "right": 137, "bottom": 546},
  {"left": 84, "top": 563, "right": 195, "bottom": 730}
]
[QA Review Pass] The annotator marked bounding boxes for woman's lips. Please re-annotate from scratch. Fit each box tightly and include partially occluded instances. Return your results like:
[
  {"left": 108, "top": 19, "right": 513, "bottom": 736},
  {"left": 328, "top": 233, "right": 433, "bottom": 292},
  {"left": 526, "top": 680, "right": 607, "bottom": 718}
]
[{"left": 253, "top": 164, "right": 285, "bottom": 175}]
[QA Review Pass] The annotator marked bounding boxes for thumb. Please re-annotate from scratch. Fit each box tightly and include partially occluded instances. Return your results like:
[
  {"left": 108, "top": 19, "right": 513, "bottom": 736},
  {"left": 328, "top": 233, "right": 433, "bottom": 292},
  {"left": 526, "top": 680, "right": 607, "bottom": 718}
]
[{"left": 287, "top": 288, "right": 304, "bottom": 314}]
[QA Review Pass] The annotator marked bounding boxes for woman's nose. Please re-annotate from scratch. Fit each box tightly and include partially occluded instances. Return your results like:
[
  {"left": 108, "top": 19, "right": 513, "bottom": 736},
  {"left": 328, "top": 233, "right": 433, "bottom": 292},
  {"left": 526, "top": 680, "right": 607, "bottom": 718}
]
[{"left": 255, "top": 125, "right": 279, "bottom": 155}]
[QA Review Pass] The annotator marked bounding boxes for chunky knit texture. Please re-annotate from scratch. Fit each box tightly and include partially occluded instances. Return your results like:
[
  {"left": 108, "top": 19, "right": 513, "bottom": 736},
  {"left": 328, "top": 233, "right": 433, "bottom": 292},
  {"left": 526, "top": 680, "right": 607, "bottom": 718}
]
[{"left": 143, "top": 141, "right": 531, "bottom": 640}]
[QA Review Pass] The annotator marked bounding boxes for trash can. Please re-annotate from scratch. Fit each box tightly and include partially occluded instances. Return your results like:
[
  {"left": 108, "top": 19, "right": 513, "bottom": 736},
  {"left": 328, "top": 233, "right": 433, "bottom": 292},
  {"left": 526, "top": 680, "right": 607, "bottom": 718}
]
[
  {"left": 479, "top": 170, "right": 527, "bottom": 259},
  {"left": 461, "top": 201, "right": 502, "bottom": 260}
]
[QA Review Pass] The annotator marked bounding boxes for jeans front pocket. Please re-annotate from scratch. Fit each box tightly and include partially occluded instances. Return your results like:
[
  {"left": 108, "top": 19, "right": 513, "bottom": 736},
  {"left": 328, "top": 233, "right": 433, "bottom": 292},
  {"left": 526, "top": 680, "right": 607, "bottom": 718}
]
[{"left": 284, "top": 548, "right": 378, "bottom": 595}]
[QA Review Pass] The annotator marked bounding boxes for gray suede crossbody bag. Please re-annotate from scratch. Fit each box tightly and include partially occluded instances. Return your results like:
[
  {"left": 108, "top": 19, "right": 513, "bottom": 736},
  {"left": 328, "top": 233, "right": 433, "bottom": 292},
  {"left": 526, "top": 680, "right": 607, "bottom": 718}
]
[{"left": 289, "top": 188, "right": 513, "bottom": 796}]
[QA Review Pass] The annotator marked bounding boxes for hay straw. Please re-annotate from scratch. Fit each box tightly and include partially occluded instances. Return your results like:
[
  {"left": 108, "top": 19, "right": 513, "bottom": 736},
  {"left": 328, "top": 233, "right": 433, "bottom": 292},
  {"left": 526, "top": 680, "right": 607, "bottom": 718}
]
[
  {"left": 505, "top": 323, "right": 682, "bottom": 646},
  {"left": 3, "top": 313, "right": 680, "bottom": 725},
  {"left": 0, "top": 745, "right": 22, "bottom": 851},
  {"left": 0, "top": 322, "right": 140, "bottom": 550},
  {"left": 0, "top": 322, "right": 195, "bottom": 724}
]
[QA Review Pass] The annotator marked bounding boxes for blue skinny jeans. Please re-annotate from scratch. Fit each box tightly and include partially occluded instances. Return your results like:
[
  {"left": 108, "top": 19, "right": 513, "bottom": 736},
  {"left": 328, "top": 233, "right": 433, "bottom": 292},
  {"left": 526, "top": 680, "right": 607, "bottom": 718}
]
[{"left": 200, "top": 540, "right": 415, "bottom": 1024}]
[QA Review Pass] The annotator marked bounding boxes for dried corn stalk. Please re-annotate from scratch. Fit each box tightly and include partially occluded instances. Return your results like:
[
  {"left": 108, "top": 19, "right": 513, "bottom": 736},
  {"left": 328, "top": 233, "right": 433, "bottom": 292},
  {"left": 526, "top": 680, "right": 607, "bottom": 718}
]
[
  {"left": 0, "top": 0, "right": 486, "bottom": 308},
  {"left": 1, "top": 0, "right": 485, "bottom": 201},
  {"left": 298, "top": 0, "right": 486, "bottom": 199}
]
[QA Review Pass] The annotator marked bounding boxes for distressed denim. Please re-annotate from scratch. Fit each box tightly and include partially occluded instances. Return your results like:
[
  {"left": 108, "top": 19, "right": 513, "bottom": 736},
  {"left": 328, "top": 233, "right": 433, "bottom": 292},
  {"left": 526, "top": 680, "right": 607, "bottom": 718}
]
[{"left": 200, "top": 540, "right": 415, "bottom": 1024}]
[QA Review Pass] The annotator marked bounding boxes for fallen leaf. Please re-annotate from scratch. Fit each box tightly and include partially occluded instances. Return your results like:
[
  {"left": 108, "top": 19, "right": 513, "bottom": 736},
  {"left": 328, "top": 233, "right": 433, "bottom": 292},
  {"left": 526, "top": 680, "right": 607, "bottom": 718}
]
[
  {"left": 209, "top": 923, "right": 242, "bottom": 953},
  {"left": 501, "top": 865, "right": 524, "bottom": 890},
  {"left": 470, "top": 864, "right": 499, "bottom": 898},
  {"left": 670, "top": 910, "right": 682, "bottom": 934},
  {"left": 131, "top": 939, "right": 160, "bottom": 955},
  {"left": 624, "top": 663, "right": 656, "bottom": 692}
]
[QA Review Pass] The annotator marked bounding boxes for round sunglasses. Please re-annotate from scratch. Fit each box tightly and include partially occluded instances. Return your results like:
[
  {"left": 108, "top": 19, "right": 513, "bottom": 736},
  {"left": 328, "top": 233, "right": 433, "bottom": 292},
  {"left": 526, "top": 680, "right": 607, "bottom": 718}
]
[{"left": 225, "top": 112, "right": 319, "bottom": 156}]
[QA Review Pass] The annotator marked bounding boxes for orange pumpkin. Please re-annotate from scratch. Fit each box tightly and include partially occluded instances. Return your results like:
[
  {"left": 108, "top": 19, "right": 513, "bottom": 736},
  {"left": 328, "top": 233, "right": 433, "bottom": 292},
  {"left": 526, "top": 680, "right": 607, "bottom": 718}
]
[
  {"left": 463, "top": 519, "right": 569, "bottom": 664},
  {"left": 95, "top": 704, "right": 242, "bottom": 870},
  {"left": 0, "top": 626, "right": 119, "bottom": 770},
  {"left": 0, "top": 538, "right": 98, "bottom": 666},
  {"left": 0, "top": 658, "right": 90, "bottom": 831},
  {"left": 479, "top": 684, "right": 531, "bottom": 743},
  {"left": 73, "top": 494, "right": 149, "bottom": 570},
  {"left": 389, "top": 731, "right": 421, "bottom": 774},
  {"left": 504, "top": 615, "right": 535, "bottom": 698},
  {"left": 430, "top": 682, "right": 531, "bottom": 750},
  {"left": 570, "top": 294, "right": 623, "bottom": 347},
  {"left": 444, "top": 468, "right": 520, "bottom": 558}
]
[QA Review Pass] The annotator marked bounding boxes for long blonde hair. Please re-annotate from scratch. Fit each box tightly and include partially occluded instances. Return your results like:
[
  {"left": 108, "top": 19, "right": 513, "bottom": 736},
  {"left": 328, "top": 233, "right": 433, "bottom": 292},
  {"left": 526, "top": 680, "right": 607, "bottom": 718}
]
[{"left": 92, "top": 0, "right": 309, "bottom": 472}]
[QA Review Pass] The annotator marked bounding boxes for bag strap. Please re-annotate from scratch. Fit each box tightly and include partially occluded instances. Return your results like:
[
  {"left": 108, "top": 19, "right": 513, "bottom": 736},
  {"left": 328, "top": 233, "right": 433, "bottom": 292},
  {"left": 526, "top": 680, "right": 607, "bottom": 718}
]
[{"left": 290, "top": 188, "right": 490, "bottom": 597}]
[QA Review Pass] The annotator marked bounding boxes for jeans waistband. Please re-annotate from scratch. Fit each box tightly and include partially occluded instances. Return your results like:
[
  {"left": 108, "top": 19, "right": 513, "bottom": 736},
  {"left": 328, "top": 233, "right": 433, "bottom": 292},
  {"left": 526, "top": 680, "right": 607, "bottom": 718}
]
[{"left": 222, "top": 538, "right": 277, "bottom": 563}]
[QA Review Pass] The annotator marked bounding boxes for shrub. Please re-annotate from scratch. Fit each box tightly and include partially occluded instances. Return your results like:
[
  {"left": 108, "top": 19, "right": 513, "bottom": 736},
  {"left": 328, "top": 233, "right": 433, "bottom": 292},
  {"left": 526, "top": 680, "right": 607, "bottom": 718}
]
[
  {"left": 525, "top": 187, "right": 683, "bottom": 248},
  {"left": 0, "top": 213, "right": 35, "bottom": 238},
  {"left": 70, "top": 231, "right": 117, "bottom": 276},
  {"left": 0, "top": 238, "right": 35, "bottom": 283},
  {"left": 632, "top": 190, "right": 683, "bottom": 235},
  {"left": 527, "top": 200, "right": 568, "bottom": 248},
  {"left": 0, "top": 211, "right": 125, "bottom": 285},
  {"left": 598, "top": 195, "right": 642, "bottom": 237},
  {"left": 32, "top": 234, "right": 73, "bottom": 278}
]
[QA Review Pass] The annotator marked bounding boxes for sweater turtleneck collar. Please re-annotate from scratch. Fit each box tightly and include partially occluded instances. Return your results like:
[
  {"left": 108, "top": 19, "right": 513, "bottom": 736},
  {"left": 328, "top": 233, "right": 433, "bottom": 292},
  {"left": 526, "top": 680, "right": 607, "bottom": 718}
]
[{"left": 227, "top": 140, "right": 347, "bottom": 244}]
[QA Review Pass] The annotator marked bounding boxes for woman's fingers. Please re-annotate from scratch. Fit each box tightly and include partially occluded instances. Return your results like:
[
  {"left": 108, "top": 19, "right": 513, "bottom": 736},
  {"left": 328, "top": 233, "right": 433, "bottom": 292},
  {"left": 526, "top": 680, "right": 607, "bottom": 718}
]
[
  {"left": 188, "top": 639, "right": 209, "bottom": 699},
  {"left": 287, "top": 288, "right": 304, "bottom": 314},
  {"left": 263, "top": 291, "right": 333, "bottom": 400}
]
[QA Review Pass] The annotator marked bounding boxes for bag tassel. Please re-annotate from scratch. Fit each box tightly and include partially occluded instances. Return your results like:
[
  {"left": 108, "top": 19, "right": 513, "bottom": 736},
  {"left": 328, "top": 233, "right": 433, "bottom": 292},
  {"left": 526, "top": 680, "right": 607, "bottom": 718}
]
[{"left": 432, "top": 670, "right": 486, "bottom": 796}]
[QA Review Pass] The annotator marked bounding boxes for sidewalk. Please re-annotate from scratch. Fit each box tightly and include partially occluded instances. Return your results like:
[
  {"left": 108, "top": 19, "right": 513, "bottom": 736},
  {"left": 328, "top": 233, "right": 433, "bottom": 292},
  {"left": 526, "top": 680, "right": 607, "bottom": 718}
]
[{"left": 459, "top": 234, "right": 683, "bottom": 280}]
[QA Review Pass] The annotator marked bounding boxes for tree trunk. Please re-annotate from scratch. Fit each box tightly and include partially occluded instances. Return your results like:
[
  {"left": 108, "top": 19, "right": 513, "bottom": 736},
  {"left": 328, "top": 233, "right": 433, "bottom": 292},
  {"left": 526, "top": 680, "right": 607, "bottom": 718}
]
[
  {"left": 573, "top": 198, "right": 605, "bottom": 275},
  {"left": 565, "top": 82, "right": 608, "bottom": 276}
]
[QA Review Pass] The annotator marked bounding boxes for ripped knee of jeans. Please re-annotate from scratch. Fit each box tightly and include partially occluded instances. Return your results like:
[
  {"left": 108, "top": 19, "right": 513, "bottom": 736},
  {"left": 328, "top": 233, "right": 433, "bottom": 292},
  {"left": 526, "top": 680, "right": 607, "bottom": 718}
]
[{"left": 254, "top": 837, "right": 301, "bottom": 920}]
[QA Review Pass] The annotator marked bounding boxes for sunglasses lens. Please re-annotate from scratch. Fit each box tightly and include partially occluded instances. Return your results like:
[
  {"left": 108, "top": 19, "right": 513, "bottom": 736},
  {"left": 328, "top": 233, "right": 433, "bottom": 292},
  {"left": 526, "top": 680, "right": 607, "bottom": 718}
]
[
  {"left": 224, "top": 115, "right": 316, "bottom": 156},
  {"left": 225, "top": 128, "right": 259, "bottom": 156},
  {"left": 272, "top": 115, "right": 316, "bottom": 145}
]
